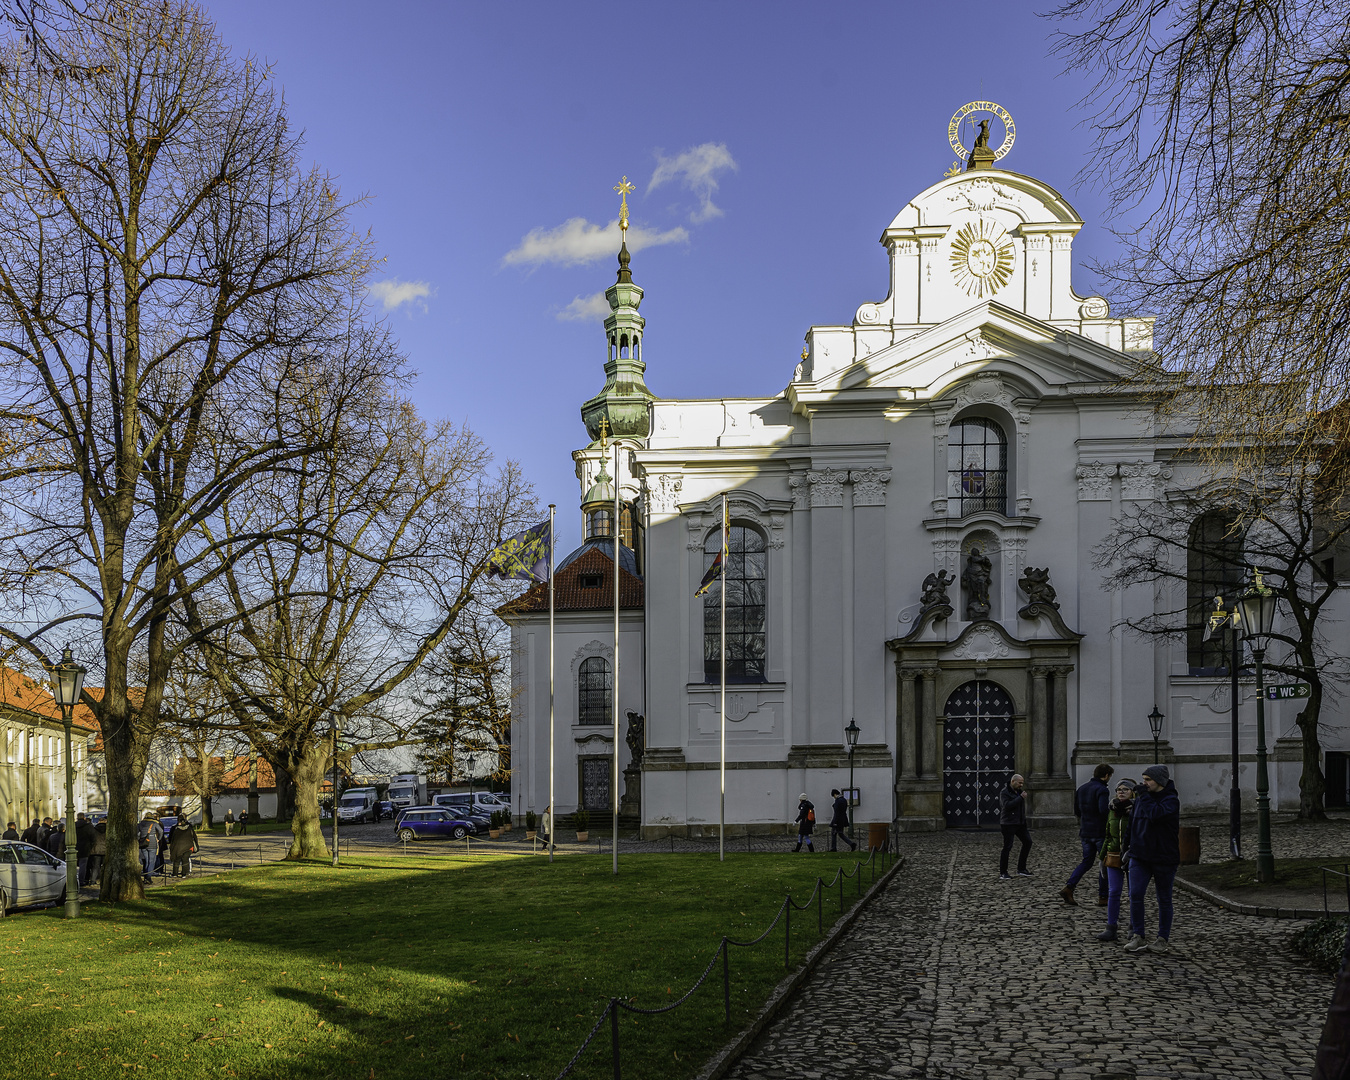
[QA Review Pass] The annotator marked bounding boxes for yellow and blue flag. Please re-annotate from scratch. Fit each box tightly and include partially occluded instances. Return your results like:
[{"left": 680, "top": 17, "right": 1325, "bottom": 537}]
[
  {"left": 487, "top": 519, "right": 552, "bottom": 583},
  {"left": 694, "top": 498, "right": 730, "bottom": 597}
]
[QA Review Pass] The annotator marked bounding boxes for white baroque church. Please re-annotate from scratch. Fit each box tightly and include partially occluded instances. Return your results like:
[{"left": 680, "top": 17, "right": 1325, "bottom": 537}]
[{"left": 502, "top": 126, "right": 1343, "bottom": 835}]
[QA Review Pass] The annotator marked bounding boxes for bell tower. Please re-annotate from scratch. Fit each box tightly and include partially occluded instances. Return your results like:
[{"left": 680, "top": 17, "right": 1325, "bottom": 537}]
[{"left": 580, "top": 176, "right": 656, "bottom": 442}]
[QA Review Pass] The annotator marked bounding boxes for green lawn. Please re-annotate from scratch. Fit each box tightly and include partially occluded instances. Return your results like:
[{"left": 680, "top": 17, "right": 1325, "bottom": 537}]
[
  {"left": 1181, "top": 855, "right": 1350, "bottom": 892},
  {"left": 0, "top": 849, "right": 889, "bottom": 1080}
]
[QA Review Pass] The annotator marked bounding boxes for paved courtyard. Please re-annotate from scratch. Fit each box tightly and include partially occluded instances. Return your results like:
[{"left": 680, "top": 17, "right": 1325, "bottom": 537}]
[{"left": 729, "top": 827, "right": 1338, "bottom": 1080}]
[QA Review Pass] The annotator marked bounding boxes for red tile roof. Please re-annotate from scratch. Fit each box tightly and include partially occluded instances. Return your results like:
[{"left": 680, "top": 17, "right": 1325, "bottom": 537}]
[
  {"left": 498, "top": 544, "right": 643, "bottom": 615},
  {"left": 219, "top": 755, "right": 278, "bottom": 791},
  {"left": 0, "top": 664, "right": 100, "bottom": 733}
]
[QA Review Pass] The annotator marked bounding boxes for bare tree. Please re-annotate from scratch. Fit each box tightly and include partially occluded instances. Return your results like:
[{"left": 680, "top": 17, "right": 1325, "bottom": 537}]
[
  {"left": 1052, "top": 0, "right": 1350, "bottom": 475},
  {"left": 0, "top": 0, "right": 397, "bottom": 899},
  {"left": 183, "top": 387, "right": 536, "bottom": 860},
  {"left": 1097, "top": 441, "right": 1350, "bottom": 818}
]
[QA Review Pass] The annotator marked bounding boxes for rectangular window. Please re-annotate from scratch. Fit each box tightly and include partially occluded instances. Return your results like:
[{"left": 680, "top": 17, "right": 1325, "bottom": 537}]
[{"left": 704, "top": 526, "right": 767, "bottom": 683}]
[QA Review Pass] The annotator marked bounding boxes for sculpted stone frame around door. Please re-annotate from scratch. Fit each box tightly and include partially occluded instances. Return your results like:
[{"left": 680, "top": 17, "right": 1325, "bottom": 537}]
[{"left": 887, "top": 617, "right": 1079, "bottom": 830}]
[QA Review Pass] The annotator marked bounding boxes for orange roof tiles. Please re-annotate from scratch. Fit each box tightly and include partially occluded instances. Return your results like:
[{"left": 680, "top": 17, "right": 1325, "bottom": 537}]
[{"left": 497, "top": 543, "right": 643, "bottom": 616}]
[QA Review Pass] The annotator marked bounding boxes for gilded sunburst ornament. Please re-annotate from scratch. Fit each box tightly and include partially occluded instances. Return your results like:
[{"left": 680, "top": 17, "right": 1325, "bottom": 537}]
[{"left": 949, "top": 219, "right": 1015, "bottom": 299}]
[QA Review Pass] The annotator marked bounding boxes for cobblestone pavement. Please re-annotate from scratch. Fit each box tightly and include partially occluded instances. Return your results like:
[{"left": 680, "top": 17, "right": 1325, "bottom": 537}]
[{"left": 728, "top": 827, "right": 1337, "bottom": 1080}]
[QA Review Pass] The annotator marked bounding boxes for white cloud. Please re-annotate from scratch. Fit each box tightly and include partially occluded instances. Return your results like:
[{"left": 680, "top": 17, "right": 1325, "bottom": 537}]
[
  {"left": 368, "top": 278, "right": 432, "bottom": 312},
  {"left": 557, "top": 291, "right": 612, "bottom": 322},
  {"left": 502, "top": 217, "right": 688, "bottom": 268},
  {"left": 647, "top": 142, "right": 738, "bottom": 223}
]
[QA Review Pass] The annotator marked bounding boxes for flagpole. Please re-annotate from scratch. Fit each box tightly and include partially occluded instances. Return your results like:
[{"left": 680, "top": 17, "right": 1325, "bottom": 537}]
[
  {"left": 613, "top": 439, "right": 621, "bottom": 876},
  {"left": 720, "top": 492, "right": 727, "bottom": 862},
  {"left": 548, "top": 503, "right": 556, "bottom": 865}
]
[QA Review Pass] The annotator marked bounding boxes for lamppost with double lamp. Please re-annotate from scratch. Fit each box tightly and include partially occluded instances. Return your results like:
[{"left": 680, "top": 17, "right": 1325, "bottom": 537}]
[
  {"left": 1237, "top": 569, "right": 1280, "bottom": 883},
  {"left": 49, "top": 646, "right": 87, "bottom": 918},
  {"left": 844, "top": 718, "right": 860, "bottom": 810},
  {"left": 1147, "top": 706, "right": 1165, "bottom": 766}
]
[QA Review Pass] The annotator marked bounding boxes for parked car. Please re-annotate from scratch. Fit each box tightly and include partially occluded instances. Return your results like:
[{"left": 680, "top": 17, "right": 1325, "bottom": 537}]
[
  {"left": 434, "top": 793, "right": 504, "bottom": 820},
  {"left": 376, "top": 801, "right": 394, "bottom": 821},
  {"left": 394, "top": 807, "right": 476, "bottom": 842},
  {"left": 0, "top": 841, "right": 66, "bottom": 914}
]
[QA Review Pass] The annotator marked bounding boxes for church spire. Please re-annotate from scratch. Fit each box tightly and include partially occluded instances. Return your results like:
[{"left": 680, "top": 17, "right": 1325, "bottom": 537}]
[{"left": 580, "top": 175, "right": 655, "bottom": 443}]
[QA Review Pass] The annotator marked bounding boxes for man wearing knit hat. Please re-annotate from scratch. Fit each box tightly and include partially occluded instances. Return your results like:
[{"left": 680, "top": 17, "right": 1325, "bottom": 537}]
[{"left": 1123, "top": 764, "right": 1181, "bottom": 954}]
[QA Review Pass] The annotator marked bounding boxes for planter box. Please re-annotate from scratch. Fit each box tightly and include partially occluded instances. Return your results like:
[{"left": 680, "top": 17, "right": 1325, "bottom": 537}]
[
  {"left": 489, "top": 829, "right": 501, "bottom": 839},
  {"left": 525, "top": 830, "right": 536, "bottom": 840},
  {"left": 575, "top": 831, "right": 589, "bottom": 842}
]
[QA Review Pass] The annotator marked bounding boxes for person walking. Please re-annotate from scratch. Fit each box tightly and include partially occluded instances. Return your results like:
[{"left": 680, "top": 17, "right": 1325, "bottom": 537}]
[
  {"left": 828, "top": 789, "right": 857, "bottom": 852},
  {"left": 20, "top": 819, "right": 38, "bottom": 845},
  {"left": 169, "top": 815, "right": 199, "bottom": 878},
  {"left": 223, "top": 809, "right": 235, "bottom": 837},
  {"left": 137, "top": 813, "right": 163, "bottom": 883},
  {"left": 998, "top": 774, "right": 1032, "bottom": 879},
  {"left": 1, "top": 822, "right": 17, "bottom": 840},
  {"left": 1060, "top": 764, "right": 1113, "bottom": 906},
  {"left": 75, "top": 813, "right": 96, "bottom": 885},
  {"left": 1123, "top": 764, "right": 1181, "bottom": 954},
  {"left": 88, "top": 819, "right": 107, "bottom": 886},
  {"left": 1096, "top": 777, "right": 1135, "bottom": 942},
  {"left": 237, "top": 810, "right": 248, "bottom": 836},
  {"left": 540, "top": 805, "right": 552, "bottom": 845},
  {"left": 793, "top": 793, "right": 816, "bottom": 852}
]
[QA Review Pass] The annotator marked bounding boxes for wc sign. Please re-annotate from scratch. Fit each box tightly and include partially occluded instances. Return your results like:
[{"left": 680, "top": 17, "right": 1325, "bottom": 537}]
[{"left": 1266, "top": 684, "right": 1310, "bottom": 701}]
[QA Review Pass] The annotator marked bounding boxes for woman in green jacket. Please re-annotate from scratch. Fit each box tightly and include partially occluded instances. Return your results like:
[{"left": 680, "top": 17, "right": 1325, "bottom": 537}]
[{"left": 1096, "top": 779, "right": 1135, "bottom": 942}]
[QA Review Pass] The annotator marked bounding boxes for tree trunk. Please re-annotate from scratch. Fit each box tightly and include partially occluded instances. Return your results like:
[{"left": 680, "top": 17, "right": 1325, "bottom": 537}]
[
  {"left": 200, "top": 750, "right": 213, "bottom": 827},
  {"left": 274, "top": 764, "right": 295, "bottom": 822},
  {"left": 247, "top": 750, "right": 260, "bottom": 819},
  {"left": 1298, "top": 696, "right": 1328, "bottom": 820},
  {"left": 99, "top": 729, "right": 146, "bottom": 902},
  {"left": 285, "top": 745, "right": 331, "bottom": 861}
]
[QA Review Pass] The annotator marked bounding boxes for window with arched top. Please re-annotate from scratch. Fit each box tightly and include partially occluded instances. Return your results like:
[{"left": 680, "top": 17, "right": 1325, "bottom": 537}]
[
  {"left": 1186, "top": 509, "right": 1246, "bottom": 674},
  {"left": 578, "top": 657, "right": 612, "bottom": 725},
  {"left": 947, "top": 417, "right": 1008, "bottom": 516},
  {"left": 704, "top": 525, "right": 767, "bottom": 683}
]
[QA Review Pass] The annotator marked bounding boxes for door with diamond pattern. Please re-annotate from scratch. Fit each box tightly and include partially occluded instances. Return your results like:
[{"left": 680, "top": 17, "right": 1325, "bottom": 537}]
[{"left": 942, "top": 680, "right": 1016, "bottom": 828}]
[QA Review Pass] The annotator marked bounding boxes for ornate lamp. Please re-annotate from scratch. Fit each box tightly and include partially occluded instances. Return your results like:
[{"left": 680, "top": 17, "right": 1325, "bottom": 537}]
[
  {"left": 845, "top": 719, "right": 861, "bottom": 808},
  {"left": 50, "top": 646, "right": 86, "bottom": 918},
  {"left": 1147, "top": 706, "right": 1165, "bottom": 765}
]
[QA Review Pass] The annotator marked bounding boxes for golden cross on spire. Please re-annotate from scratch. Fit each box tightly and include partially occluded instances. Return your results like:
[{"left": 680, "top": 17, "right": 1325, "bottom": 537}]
[
  {"left": 614, "top": 176, "right": 634, "bottom": 234},
  {"left": 597, "top": 415, "right": 610, "bottom": 448}
]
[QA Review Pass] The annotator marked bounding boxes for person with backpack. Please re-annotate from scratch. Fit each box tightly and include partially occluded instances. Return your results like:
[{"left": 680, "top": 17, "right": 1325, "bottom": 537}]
[
  {"left": 793, "top": 793, "right": 816, "bottom": 852},
  {"left": 1124, "top": 764, "right": 1181, "bottom": 954},
  {"left": 998, "top": 774, "right": 1032, "bottom": 879},
  {"left": 1060, "top": 763, "right": 1113, "bottom": 906},
  {"left": 1095, "top": 777, "right": 1136, "bottom": 942},
  {"left": 828, "top": 789, "right": 857, "bottom": 852},
  {"left": 137, "top": 813, "right": 163, "bottom": 883}
]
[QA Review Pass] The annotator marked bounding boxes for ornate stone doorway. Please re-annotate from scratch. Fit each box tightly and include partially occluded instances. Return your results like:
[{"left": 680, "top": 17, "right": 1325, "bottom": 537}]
[
  {"left": 942, "top": 680, "right": 1016, "bottom": 828},
  {"left": 580, "top": 757, "right": 611, "bottom": 813}
]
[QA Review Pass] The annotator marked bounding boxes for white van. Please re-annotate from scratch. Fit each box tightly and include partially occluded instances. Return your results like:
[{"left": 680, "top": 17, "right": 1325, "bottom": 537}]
[{"left": 336, "top": 788, "right": 378, "bottom": 824}]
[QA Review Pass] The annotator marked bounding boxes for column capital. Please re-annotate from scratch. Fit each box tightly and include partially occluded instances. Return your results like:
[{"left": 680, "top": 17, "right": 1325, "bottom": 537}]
[
  {"left": 806, "top": 467, "right": 846, "bottom": 508},
  {"left": 849, "top": 467, "right": 891, "bottom": 507}
]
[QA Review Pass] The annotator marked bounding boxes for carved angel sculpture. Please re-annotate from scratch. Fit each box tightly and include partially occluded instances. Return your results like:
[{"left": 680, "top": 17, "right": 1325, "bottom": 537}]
[
  {"left": 920, "top": 569, "right": 955, "bottom": 610},
  {"left": 1019, "top": 567, "right": 1060, "bottom": 610}
]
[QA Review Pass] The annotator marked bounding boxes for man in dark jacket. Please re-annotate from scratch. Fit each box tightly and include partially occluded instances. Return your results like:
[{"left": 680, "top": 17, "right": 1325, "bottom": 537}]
[
  {"left": 74, "top": 813, "right": 97, "bottom": 885},
  {"left": 169, "top": 816, "right": 198, "bottom": 877},
  {"left": 1060, "top": 763, "right": 1113, "bottom": 906},
  {"left": 793, "top": 794, "right": 816, "bottom": 852},
  {"left": 1123, "top": 764, "right": 1181, "bottom": 954},
  {"left": 20, "top": 819, "right": 39, "bottom": 845},
  {"left": 828, "top": 789, "right": 857, "bottom": 852},
  {"left": 45, "top": 820, "right": 67, "bottom": 858},
  {"left": 1, "top": 822, "right": 17, "bottom": 840},
  {"left": 998, "top": 774, "right": 1032, "bottom": 879},
  {"left": 35, "top": 817, "right": 52, "bottom": 849}
]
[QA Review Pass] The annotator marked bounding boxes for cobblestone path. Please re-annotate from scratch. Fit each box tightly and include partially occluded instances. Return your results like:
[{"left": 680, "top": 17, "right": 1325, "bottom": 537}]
[{"left": 729, "top": 829, "right": 1333, "bottom": 1080}]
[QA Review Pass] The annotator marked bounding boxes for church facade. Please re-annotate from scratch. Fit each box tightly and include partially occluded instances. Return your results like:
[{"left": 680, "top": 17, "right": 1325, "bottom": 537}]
[{"left": 503, "top": 138, "right": 1338, "bottom": 834}]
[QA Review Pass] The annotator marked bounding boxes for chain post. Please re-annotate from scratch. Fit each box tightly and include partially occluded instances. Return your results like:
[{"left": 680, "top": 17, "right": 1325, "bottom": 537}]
[
  {"left": 610, "top": 998, "right": 620, "bottom": 1080},
  {"left": 839, "top": 871, "right": 844, "bottom": 913},
  {"left": 857, "top": 861, "right": 862, "bottom": 896},
  {"left": 722, "top": 938, "right": 730, "bottom": 1024},
  {"left": 784, "top": 897, "right": 791, "bottom": 969},
  {"left": 816, "top": 877, "right": 823, "bottom": 934}
]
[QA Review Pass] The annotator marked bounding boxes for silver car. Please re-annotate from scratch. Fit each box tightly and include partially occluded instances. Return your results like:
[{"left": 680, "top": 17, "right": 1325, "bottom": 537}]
[{"left": 0, "top": 841, "right": 66, "bottom": 914}]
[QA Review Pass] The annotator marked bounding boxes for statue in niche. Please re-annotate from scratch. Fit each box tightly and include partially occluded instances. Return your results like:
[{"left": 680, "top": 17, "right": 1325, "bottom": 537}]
[
  {"left": 920, "top": 569, "right": 955, "bottom": 610},
  {"left": 962, "top": 545, "right": 993, "bottom": 620},
  {"left": 625, "top": 710, "right": 645, "bottom": 764},
  {"left": 1019, "top": 567, "right": 1059, "bottom": 610}
]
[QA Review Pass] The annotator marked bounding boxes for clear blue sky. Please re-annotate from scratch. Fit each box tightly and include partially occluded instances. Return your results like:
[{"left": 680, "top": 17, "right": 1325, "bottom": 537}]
[{"left": 206, "top": 2, "right": 1115, "bottom": 553}]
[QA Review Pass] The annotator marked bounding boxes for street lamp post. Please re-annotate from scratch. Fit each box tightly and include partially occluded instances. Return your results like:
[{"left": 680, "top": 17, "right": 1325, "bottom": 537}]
[
  {"left": 1207, "top": 596, "right": 1244, "bottom": 859},
  {"left": 1237, "top": 569, "right": 1280, "bottom": 883},
  {"left": 467, "top": 752, "right": 476, "bottom": 808},
  {"left": 331, "top": 717, "right": 339, "bottom": 868},
  {"left": 845, "top": 718, "right": 860, "bottom": 812},
  {"left": 49, "top": 646, "right": 87, "bottom": 918},
  {"left": 1147, "top": 706, "right": 1164, "bottom": 766}
]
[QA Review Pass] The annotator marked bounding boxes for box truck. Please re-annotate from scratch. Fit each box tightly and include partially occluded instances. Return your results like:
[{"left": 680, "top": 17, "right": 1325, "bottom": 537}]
[{"left": 387, "top": 773, "right": 427, "bottom": 813}]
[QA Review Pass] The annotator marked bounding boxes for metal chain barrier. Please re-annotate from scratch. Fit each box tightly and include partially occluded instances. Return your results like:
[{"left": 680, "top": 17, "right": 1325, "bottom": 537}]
[{"left": 551, "top": 837, "right": 894, "bottom": 1079}]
